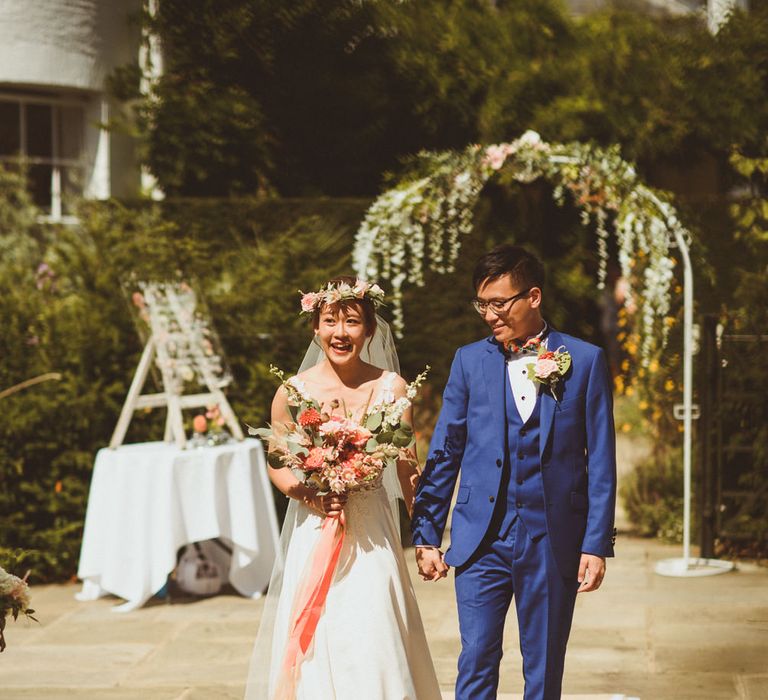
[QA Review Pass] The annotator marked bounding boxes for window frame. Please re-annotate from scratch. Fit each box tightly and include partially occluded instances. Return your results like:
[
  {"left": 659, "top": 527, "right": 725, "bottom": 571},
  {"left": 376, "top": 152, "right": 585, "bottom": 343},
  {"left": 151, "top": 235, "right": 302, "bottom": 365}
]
[{"left": 0, "top": 90, "right": 87, "bottom": 224}]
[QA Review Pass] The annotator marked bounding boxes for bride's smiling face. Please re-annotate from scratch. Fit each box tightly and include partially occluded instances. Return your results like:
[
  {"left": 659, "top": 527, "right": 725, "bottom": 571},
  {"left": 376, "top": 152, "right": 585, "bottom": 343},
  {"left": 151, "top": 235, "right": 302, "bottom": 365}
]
[{"left": 315, "top": 302, "right": 371, "bottom": 364}]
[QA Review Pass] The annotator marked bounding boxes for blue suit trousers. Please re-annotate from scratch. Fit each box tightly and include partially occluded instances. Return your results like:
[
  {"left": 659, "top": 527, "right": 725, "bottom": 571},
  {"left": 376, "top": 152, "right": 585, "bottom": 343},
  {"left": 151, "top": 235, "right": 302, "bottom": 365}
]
[{"left": 454, "top": 516, "right": 579, "bottom": 700}]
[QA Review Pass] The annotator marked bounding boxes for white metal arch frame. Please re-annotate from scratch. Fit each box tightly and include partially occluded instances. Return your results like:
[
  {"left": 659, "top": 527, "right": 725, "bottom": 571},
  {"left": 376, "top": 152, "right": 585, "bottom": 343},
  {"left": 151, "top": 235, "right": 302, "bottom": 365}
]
[{"left": 354, "top": 138, "right": 734, "bottom": 577}]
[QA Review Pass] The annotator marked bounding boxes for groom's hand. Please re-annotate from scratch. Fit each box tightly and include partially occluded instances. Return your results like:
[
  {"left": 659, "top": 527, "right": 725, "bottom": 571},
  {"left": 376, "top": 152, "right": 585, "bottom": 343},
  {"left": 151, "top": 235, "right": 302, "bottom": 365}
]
[
  {"left": 415, "top": 546, "right": 449, "bottom": 581},
  {"left": 577, "top": 553, "right": 606, "bottom": 593}
]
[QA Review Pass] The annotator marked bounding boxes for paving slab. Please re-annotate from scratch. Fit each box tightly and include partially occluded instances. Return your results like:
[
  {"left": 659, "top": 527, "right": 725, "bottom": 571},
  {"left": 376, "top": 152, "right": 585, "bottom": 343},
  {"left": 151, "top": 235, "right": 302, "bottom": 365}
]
[{"left": 1, "top": 536, "right": 766, "bottom": 699}]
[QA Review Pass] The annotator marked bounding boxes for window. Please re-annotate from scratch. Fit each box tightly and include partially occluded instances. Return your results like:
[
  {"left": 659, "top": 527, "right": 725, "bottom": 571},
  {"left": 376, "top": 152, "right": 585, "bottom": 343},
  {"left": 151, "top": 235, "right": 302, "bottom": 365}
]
[{"left": 0, "top": 92, "right": 85, "bottom": 221}]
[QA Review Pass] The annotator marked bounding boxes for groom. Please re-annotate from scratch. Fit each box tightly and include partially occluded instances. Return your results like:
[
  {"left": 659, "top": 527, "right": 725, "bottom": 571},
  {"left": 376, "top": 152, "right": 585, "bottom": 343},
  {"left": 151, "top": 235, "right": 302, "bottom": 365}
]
[{"left": 412, "top": 244, "right": 616, "bottom": 700}]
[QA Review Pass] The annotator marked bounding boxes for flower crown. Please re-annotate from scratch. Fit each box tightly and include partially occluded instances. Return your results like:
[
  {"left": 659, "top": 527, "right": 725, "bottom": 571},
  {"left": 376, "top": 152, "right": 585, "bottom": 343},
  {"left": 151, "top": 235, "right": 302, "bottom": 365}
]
[{"left": 299, "top": 279, "right": 385, "bottom": 314}]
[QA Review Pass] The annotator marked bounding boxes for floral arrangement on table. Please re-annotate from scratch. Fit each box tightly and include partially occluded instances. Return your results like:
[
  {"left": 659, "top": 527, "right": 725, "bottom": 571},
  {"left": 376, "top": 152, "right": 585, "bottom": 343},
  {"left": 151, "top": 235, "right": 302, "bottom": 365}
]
[
  {"left": 352, "top": 129, "right": 687, "bottom": 364},
  {"left": 0, "top": 566, "right": 37, "bottom": 652},
  {"left": 190, "top": 403, "right": 233, "bottom": 447},
  {"left": 249, "top": 365, "right": 429, "bottom": 494}
]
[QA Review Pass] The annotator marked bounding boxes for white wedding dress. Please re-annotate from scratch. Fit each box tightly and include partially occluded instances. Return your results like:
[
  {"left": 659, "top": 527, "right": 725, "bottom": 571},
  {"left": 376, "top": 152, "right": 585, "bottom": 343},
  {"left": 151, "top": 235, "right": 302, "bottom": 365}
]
[{"left": 245, "top": 373, "right": 442, "bottom": 700}]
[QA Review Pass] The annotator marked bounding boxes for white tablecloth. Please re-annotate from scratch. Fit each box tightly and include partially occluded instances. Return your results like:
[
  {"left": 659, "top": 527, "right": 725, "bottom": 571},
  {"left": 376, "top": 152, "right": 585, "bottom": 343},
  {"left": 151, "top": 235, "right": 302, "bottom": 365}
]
[{"left": 76, "top": 439, "right": 280, "bottom": 612}]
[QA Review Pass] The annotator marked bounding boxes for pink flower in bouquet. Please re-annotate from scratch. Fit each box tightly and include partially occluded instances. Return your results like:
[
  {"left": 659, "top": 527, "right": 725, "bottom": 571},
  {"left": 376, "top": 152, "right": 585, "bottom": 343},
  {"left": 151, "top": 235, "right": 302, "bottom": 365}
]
[
  {"left": 193, "top": 415, "right": 208, "bottom": 433},
  {"left": 340, "top": 463, "right": 358, "bottom": 484},
  {"left": 304, "top": 446, "right": 326, "bottom": 471},
  {"left": 300, "top": 292, "right": 319, "bottom": 312},
  {"left": 350, "top": 427, "right": 372, "bottom": 447},
  {"left": 298, "top": 408, "right": 323, "bottom": 428},
  {"left": 534, "top": 357, "right": 559, "bottom": 380},
  {"left": 319, "top": 419, "right": 350, "bottom": 439}
]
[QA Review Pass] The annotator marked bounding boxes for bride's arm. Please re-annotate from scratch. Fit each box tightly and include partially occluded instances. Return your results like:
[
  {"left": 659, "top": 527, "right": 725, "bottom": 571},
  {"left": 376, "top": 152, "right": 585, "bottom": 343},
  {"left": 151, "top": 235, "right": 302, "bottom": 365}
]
[{"left": 393, "top": 377, "right": 420, "bottom": 518}]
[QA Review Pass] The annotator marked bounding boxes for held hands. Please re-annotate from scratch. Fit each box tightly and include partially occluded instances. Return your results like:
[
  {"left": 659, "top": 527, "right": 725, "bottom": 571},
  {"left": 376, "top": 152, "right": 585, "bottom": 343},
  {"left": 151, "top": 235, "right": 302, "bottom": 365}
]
[
  {"left": 577, "top": 553, "right": 606, "bottom": 593},
  {"left": 415, "top": 547, "right": 450, "bottom": 582}
]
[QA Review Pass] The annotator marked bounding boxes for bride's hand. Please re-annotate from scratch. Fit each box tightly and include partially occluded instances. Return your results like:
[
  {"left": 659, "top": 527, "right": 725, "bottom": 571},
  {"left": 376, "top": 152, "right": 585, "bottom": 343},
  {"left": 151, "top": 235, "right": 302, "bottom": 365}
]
[{"left": 306, "top": 492, "right": 347, "bottom": 517}]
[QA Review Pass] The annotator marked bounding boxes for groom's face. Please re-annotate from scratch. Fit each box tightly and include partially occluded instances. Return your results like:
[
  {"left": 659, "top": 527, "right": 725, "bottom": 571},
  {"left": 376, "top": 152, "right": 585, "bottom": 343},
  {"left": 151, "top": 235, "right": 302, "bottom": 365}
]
[{"left": 476, "top": 273, "right": 542, "bottom": 344}]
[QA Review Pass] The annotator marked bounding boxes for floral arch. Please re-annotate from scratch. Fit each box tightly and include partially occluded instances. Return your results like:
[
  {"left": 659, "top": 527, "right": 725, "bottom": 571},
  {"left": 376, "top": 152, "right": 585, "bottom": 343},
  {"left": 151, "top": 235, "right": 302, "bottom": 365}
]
[
  {"left": 352, "top": 131, "right": 689, "bottom": 365},
  {"left": 353, "top": 132, "right": 718, "bottom": 576}
]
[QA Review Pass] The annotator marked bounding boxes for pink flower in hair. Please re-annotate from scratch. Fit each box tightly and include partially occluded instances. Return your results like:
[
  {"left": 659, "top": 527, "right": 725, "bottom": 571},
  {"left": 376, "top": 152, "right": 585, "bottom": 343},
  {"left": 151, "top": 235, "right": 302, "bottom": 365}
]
[{"left": 301, "top": 292, "right": 319, "bottom": 312}]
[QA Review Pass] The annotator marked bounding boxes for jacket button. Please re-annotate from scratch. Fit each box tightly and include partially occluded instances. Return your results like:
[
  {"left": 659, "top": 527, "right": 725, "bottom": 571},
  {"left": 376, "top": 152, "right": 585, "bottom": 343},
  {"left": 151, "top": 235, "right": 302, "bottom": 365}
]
[
  {"left": 516, "top": 501, "right": 523, "bottom": 508},
  {"left": 496, "top": 458, "right": 502, "bottom": 467},
  {"left": 520, "top": 429, "right": 527, "bottom": 436},
  {"left": 489, "top": 496, "right": 495, "bottom": 503},
  {"left": 517, "top": 451, "right": 524, "bottom": 459},
  {"left": 516, "top": 478, "right": 523, "bottom": 485}
]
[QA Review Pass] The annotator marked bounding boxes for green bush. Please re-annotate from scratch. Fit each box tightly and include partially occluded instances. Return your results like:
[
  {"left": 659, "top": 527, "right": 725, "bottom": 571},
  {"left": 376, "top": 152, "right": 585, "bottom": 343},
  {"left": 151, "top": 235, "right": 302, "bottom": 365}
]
[
  {"left": 620, "top": 446, "right": 685, "bottom": 543},
  {"left": 0, "top": 188, "right": 368, "bottom": 582}
]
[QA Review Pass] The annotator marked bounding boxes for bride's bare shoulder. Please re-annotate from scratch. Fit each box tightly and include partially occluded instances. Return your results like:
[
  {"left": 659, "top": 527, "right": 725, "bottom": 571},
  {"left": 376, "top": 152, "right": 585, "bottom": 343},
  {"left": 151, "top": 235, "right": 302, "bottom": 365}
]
[{"left": 390, "top": 372, "right": 408, "bottom": 396}]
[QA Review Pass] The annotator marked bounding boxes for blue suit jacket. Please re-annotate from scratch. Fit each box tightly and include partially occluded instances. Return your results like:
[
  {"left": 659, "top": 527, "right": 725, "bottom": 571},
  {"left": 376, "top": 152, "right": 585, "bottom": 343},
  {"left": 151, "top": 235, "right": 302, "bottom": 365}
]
[{"left": 412, "top": 329, "right": 617, "bottom": 577}]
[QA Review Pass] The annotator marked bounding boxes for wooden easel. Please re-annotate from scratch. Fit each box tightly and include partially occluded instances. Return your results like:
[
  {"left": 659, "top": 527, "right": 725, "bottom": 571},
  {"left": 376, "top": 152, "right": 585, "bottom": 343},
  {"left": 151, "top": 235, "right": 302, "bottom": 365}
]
[{"left": 110, "top": 283, "right": 244, "bottom": 449}]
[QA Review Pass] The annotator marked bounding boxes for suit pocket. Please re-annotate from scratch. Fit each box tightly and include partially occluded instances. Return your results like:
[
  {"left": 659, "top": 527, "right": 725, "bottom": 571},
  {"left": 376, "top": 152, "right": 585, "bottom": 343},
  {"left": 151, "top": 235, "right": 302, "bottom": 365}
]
[
  {"left": 557, "top": 392, "right": 585, "bottom": 411},
  {"left": 455, "top": 486, "right": 471, "bottom": 504},
  {"left": 570, "top": 491, "right": 588, "bottom": 512}
]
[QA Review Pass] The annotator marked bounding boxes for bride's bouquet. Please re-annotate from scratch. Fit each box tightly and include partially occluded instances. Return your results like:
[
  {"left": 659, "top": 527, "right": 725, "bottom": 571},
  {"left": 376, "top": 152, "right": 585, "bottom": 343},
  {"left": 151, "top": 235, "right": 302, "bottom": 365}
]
[{"left": 249, "top": 366, "right": 429, "bottom": 495}]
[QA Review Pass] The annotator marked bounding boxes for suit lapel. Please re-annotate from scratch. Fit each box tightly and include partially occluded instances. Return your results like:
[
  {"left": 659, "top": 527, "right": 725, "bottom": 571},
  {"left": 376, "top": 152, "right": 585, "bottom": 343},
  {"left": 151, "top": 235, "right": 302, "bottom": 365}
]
[
  {"left": 482, "top": 338, "right": 507, "bottom": 445},
  {"left": 538, "top": 329, "right": 563, "bottom": 459}
]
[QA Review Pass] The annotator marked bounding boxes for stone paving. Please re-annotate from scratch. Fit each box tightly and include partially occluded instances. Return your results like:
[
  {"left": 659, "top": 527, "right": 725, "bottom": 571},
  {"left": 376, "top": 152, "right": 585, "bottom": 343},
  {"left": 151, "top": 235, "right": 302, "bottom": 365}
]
[{"left": 1, "top": 535, "right": 767, "bottom": 700}]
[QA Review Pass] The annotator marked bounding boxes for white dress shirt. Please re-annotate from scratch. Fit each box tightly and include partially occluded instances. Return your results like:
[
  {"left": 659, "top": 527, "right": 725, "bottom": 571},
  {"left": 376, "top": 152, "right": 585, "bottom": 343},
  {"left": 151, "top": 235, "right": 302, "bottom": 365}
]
[{"left": 505, "top": 333, "right": 548, "bottom": 423}]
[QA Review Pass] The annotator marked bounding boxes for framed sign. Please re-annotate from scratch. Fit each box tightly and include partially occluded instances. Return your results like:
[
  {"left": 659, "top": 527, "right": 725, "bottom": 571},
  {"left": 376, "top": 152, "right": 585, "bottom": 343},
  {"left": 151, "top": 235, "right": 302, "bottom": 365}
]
[{"left": 110, "top": 282, "right": 244, "bottom": 449}]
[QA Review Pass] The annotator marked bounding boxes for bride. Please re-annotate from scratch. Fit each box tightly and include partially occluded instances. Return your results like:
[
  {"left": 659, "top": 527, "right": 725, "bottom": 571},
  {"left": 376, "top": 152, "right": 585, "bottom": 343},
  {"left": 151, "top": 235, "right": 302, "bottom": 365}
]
[{"left": 245, "top": 277, "right": 441, "bottom": 700}]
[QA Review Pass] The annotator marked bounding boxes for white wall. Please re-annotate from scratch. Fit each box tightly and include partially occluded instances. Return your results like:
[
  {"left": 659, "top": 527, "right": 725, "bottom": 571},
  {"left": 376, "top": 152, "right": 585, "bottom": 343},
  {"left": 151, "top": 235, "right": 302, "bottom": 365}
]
[
  {"left": 0, "top": 0, "right": 142, "bottom": 92},
  {"left": 0, "top": 0, "right": 143, "bottom": 200}
]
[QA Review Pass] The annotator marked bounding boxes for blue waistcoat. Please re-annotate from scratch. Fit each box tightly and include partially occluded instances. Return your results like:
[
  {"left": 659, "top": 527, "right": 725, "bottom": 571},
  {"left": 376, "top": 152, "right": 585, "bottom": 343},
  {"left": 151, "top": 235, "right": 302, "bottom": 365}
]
[{"left": 492, "top": 366, "right": 547, "bottom": 540}]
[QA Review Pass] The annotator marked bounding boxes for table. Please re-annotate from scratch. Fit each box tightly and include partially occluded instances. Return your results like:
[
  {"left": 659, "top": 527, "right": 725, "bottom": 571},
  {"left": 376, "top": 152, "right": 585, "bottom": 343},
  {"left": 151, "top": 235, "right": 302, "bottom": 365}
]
[{"left": 76, "top": 439, "right": 280, "bottom": 612}]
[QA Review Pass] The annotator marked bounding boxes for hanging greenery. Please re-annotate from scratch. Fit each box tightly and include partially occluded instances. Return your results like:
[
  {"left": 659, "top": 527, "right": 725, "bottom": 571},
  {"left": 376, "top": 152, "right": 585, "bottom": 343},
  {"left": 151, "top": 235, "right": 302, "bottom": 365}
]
[{"left": 353, "top": 131, "right": 685, "bottom": 363}]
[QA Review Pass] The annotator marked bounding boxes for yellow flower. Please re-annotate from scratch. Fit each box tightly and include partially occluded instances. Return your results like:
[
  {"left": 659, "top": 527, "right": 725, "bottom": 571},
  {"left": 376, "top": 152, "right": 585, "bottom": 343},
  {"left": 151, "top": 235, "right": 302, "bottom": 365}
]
[
  {"left": 665, "top": 379, "right": 675, "bottom": 392},
  {"left": 621, "top": 359, "right": 630, "bottom": 372},
  {"left": 621, "top": 423, "right": 632, "bottom": 433},
  {"left": 639, "top": 400, "right": 649, "bottom": 410},
  {"left": 614, "top": 376, "right": 625, "bottom": 393},
  {"left": 625, "top": 386, "right": 635, "bottom": 397},
  {"left": 665, "top": 317, "right": 676, "bottom": 327},
  {"left": 649, "top": 359, "right": 659, "bottom": 373},
  {"left": 638, "top": 368, "right": 646, "bottom": 378}
]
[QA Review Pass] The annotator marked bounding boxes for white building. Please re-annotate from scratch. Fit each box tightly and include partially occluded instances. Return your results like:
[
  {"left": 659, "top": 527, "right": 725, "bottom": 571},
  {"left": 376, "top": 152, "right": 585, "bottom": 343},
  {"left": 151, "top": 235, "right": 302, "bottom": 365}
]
[{"left": 0, "top": 0, "right": 144, "bottom": 221}]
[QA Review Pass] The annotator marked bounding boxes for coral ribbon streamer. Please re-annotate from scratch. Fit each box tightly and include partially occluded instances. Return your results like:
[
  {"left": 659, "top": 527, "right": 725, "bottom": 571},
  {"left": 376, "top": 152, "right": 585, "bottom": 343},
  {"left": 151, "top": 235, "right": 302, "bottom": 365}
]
[{"left": 274, "top": 511, "right": 346, "bottom": 700}]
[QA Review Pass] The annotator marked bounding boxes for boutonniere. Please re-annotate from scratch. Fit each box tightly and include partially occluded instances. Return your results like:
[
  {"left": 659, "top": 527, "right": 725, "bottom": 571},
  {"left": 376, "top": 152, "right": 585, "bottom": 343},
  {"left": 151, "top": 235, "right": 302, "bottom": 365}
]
[{"left": 526, "top": 345, "right": 571, "bottom": 397}]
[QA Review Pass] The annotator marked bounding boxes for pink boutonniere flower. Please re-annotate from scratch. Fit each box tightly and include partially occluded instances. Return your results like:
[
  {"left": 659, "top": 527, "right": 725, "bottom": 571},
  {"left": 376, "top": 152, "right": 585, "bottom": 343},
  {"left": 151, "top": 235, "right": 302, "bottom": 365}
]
[{"left": 527, "top": 345, "right": 572, "bottom": 397}]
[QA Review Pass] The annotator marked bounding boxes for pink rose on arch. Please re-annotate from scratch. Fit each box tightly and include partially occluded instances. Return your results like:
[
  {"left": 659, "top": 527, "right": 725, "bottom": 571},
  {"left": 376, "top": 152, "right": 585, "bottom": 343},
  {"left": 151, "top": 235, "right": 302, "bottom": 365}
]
[
  {"left": 301, "top": 292, "right": 319, "bottom": 312},
  {"left": 484, "top": 144, "right": 507, "bottom": 171},
  {"left": 534, "top": 358, "right": 559, "bottom": 380}
]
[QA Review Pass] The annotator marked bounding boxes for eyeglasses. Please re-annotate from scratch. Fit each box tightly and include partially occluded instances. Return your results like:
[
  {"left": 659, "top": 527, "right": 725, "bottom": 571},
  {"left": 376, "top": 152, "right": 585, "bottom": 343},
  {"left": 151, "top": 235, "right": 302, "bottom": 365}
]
[{"left": 471, "top": 288, "right": 532, "bottom": 316}]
